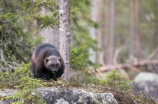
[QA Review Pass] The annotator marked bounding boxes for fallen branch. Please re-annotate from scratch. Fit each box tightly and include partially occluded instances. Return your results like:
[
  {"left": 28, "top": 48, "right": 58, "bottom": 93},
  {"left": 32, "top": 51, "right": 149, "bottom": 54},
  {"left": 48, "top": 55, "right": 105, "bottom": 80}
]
[
  {"left": 98, "top": 60, "right": 158, "bottom": 72},
  {"left": 147, "top": 47, "right": 158, "bottom": 60}
]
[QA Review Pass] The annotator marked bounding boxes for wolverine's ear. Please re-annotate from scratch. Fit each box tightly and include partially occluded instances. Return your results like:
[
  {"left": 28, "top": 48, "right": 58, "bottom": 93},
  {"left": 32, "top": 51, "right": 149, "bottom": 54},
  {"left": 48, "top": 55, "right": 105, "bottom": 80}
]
[
  {"left": 58, "top": 57, "right": 61, "bottom": 62},
  {"left": 45, "top": 58, "right": 49, "bottom": 63}
]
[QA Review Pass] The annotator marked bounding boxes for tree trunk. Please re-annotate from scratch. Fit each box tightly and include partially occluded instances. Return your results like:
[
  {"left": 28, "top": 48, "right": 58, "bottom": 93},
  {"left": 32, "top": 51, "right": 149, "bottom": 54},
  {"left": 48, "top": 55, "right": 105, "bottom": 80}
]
[
  {"left": 135, "top": 0, "right": 141, "bottom": 59},
  {"left": 97, "top": 0, "right": 104, "bottom": 64},
  {"left": 33, "top": 0, "right": 39, "bottom": 39},
  {"left": 103, "top": 0, "right": 110, "bottom": 65},
  {"left": 59, "top": 0, "right": 71, "bottom": 81},
  {"left": 130, "top": 0, "right": 141, "bottom": 60},
  {"left": 108, "top": 0, "right": 115, "bottom": 65},
  {"left": 153, "top": 1, "right": 158, "bottom": 49},
  {"left": 89, "top": 0, "right": 98, "bottom": 64},
  {"left": 130, "top": 0, "right": 135, "bottom": 58}
]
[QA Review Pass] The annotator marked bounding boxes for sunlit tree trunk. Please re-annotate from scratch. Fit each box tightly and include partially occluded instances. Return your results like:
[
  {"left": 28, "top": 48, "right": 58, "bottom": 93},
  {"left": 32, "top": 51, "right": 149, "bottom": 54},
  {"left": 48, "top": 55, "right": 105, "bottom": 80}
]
[
  {"left": 59, "top": 0, "right": 71, "bottom": 81},
  {"left": 89, "top": 0, "right": 98, "bottom": 64}
]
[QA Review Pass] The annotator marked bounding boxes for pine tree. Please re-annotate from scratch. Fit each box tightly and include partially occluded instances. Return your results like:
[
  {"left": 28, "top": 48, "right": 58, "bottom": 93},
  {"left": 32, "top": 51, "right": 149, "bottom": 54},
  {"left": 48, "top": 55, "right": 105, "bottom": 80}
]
[{"left": 59, "top": 0, "right": 71, "bottom": 80}]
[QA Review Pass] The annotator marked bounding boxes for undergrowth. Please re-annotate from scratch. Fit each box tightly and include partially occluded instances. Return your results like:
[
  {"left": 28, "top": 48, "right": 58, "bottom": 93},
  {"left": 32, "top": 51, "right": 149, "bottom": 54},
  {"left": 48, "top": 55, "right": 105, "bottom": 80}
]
[
  {"left": 0, "top": 63, "right": 32, "bottom": 89},
  {"left": 0, "top": 63, "right": 157, "bottom": 104},
  {"left": 0, "top": 63, "right": 50, "bottom": 103},
  {"left": 8, "top": 76, "right": 47, "bottom": 104},
  {"left": 69, "top": 70, "right": 157, "bottom": 104},
  {"left": 0, "top": 46, "right": 157, "bottom": 104}
]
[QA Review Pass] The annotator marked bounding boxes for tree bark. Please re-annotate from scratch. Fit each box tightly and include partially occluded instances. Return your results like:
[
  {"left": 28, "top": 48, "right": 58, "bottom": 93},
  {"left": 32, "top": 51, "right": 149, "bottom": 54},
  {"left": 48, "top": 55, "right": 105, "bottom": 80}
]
[
  {"left": 59, "top": 0, "right": 71, "bottom": 81},
  {"left": 103, "top": 0, "right": 110, "bottom": 65},
  {"left": 135, "top": 0, "right": 141, "bottom": 59},
  {"left": 97, "top": 0, "right": 104, "bottom": 64},
  {"left": 130, "top": 0, "right": 135, "bottom": 57},
  {"left": 89, "top": 0, "right": 98, "bottom": 64},
  {"left": 130, "top": 0, "right": 141, "bottom": 60},
  {"left": 153, "top": 1, "right": 158, "bottom": 48},
  {"left": 33, "top": 0, "right": 39, "bottom": 39},
  {"left": 108, "top": 0, "right": 115, "bottom": 65}
]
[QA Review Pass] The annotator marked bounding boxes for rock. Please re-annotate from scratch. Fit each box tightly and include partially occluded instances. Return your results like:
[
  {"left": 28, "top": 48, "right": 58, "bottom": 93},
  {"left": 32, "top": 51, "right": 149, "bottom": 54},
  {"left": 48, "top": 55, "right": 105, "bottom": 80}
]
[
  {"left": 0, "top": 87, "right": 118, "bottom": 104},
  {"left": 134, "top": 72, "right": 158, "bottom": 101},
  {"left": 55, "top": 98, "right": 69, "bottom": 104}
]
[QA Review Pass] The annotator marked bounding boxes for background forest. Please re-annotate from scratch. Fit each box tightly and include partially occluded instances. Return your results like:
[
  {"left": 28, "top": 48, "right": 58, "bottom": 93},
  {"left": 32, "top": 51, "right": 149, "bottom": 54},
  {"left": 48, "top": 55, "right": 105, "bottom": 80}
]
[{"left": 1, "top": 0, "right": 158, "bottom": 103}]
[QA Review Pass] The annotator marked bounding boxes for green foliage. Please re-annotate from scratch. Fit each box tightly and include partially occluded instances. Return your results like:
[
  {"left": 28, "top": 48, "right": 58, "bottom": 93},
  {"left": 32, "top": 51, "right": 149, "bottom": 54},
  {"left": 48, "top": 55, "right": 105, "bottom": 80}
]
[
  {"left": 0, "top": 0, "right": 59, "bottom": 72},
  {"left": 8, "top": 76, "right": 46, "bottom": 104},
  {"left": 0, "top": 63, "right": 32, "bottom": 88},
  {"left": 0, "top": 35, "right": 43, "bottom": 72},
  {"left": 20, "top": 0, "right": 59, "bottom": 29},
  {"left": 71, "top": 46, "right": 90, "bottom": 70},
  {"left": 105, "top": 71, "right": 127, "bottom": 86},
  {"left": 0, "top": 12, "right": 32, "bottom": 63},
  {"left": 0, "top": 63, "right": 48, "bottom": 103},
  {"left": 71, "top": 0, "right": 98, "bottom": 65},
  {"left": 0, "top": 0, "right": 97, "bottom": 72}
]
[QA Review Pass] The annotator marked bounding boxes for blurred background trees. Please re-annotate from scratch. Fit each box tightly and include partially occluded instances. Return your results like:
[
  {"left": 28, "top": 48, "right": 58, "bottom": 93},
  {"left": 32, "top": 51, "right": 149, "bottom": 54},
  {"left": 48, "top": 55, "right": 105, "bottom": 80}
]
[
  {"left": 1, "top": 0, "right": 158, "bottom": 73},
  {"left": 1, "top": 0, "right": 158, "bottom": 102},
  {"left": 96, "top": 0, "right": 158, "bottom": 66}
]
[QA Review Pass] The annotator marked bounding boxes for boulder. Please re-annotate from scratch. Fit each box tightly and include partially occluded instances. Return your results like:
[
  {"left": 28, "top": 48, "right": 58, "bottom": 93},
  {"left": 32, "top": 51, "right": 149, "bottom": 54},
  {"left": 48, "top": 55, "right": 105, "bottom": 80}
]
[
  {"left": 134, "top": 72, "right": 158, "bottom": 101},
  {"left": 0, "top": 87, "right": 118, "bottom": 104}
]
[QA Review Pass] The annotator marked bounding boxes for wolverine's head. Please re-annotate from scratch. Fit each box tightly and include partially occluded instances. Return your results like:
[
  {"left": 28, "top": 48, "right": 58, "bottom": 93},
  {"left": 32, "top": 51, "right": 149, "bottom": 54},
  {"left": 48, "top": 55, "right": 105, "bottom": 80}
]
[{"left": 44, "top": 56, "right": 62, "bottom": 72}]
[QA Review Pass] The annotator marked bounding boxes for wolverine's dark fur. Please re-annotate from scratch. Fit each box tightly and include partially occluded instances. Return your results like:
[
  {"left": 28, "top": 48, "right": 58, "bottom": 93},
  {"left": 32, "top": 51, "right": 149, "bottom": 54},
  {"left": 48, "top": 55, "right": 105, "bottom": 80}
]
[{"left": 31, "top": 43, "right": 64, "bottom": 80}]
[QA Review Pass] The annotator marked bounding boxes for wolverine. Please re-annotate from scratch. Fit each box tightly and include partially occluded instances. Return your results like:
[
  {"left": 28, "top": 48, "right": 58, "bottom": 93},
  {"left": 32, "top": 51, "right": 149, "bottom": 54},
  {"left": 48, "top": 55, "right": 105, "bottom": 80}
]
[{"left": 31, "top": 43, "right": 64, "bottom": 80}]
